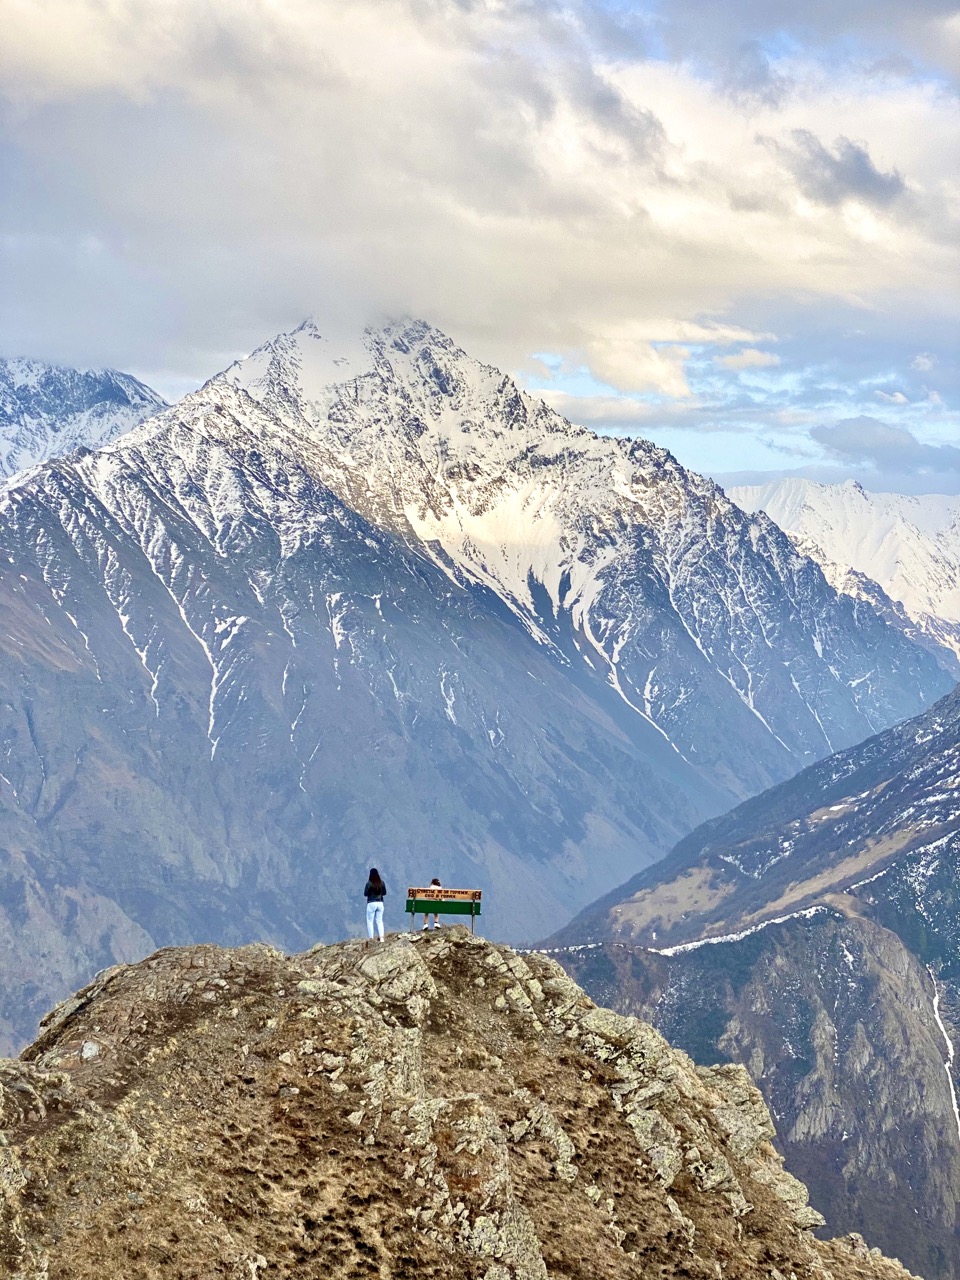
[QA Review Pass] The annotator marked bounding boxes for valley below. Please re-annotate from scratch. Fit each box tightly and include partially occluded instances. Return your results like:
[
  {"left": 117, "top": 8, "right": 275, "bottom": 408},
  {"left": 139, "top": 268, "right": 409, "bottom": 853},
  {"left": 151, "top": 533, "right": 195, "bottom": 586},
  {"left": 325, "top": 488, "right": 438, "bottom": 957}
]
[{"left": 549, "top": 683, "right": 960, "bottom": 1277}]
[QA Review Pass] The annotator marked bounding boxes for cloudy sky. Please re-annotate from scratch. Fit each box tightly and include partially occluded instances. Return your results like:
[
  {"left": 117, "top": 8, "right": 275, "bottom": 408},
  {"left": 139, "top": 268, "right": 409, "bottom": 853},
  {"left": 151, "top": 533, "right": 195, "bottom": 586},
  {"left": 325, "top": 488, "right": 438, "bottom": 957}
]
[{"left": 2, "top": 0, "right": 958, "bottom": 491}]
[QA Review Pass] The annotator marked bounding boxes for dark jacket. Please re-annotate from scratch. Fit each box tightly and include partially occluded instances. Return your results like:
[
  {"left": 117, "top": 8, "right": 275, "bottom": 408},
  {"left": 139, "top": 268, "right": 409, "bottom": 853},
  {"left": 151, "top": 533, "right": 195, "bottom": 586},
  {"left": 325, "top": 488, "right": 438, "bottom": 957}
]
[{"left": 364, "top": 879, "right": 386, "bottom": 903}]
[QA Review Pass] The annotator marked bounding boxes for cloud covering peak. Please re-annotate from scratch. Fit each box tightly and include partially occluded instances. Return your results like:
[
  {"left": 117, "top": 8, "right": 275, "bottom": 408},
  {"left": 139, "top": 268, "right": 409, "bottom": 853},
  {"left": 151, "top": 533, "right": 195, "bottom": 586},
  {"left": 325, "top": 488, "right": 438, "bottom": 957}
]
[{"left": 0, "top": 0, "right": 956, "bottom": 488}]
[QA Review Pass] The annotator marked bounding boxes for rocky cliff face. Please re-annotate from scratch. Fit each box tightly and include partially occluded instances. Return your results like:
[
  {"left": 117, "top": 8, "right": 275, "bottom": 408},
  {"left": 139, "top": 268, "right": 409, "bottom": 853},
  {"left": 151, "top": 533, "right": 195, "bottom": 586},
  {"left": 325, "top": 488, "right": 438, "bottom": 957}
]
[
  {"left": 0, "top": 318, "right": 951, "bottom": 1055},
  {"left": 553, "top": 914, "right": 960, "bottom": 1280},
  {"left": 0, "top": 928, "right": 914, "bottom": 1280},
  {"left": 0, "top": 357, "right": 166, "bottom": 478}
]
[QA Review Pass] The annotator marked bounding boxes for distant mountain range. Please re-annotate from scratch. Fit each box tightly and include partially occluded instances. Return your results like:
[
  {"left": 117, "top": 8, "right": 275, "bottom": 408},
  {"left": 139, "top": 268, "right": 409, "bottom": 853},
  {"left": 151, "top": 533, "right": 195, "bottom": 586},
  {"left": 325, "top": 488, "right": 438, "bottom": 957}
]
[
  {"left": 732, "top": 478, "right": 960, "bottom": 666},
  {"left": 0, "top": 319, "right": 951, "bottom": 1055},
  {"left": 549, "top": 682, "right": 960, "bottom": 1277},
  {"left": 0, "top": 357, "right": 166, "bottom": 478}
]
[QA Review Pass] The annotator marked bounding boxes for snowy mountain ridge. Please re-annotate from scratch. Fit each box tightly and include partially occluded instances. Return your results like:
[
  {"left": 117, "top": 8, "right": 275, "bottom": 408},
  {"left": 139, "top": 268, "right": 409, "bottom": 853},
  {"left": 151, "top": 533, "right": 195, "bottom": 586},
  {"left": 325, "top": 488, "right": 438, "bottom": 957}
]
[
  {"left": 551, "top": 679, "right": 960, "bottom": 953},
  {"left": 203, "top": 318, "right": 947, "bottom": 767},
  {"left": 731, "top": 477, "right": 960, "bottom": 661},
  {"left": 214, "top": 318, "right": 640, "bottom": 634},
  {"left": 0, "top": 356, "right": 166, "bottom": 479},
  {"left": 786, "top": 532, "right": 960, "bottom": 677}
]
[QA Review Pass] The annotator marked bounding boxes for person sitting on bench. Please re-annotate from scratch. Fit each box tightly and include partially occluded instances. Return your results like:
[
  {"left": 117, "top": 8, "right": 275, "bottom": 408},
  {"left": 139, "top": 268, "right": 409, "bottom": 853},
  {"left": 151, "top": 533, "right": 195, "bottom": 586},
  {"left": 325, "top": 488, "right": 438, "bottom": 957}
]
[{"left": 423, "top": 878, "right": 442, "bottom": 930}]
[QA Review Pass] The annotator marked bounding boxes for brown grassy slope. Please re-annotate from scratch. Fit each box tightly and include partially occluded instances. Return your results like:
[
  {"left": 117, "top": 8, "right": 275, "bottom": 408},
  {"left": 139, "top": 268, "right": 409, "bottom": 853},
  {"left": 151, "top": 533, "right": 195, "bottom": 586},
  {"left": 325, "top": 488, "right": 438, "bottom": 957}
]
[{"left": 0, "top": 928, "right": 915, "bottom": 1280}]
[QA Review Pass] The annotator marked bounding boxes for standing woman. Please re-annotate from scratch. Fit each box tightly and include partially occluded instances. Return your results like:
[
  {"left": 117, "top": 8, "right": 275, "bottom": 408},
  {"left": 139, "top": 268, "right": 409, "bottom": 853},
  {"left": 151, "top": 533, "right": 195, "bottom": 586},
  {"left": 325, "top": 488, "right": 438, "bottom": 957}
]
[{"left": 364, "top": 868, "right": 387, "bottom": 942}]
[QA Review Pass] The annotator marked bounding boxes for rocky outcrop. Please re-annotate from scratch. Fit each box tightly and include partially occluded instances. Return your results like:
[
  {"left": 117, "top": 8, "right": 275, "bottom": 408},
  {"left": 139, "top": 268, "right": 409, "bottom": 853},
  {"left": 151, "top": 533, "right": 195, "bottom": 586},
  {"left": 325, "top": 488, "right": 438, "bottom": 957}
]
[{"left": 0, "top": 929, "right": 913, "bottom": 1279}]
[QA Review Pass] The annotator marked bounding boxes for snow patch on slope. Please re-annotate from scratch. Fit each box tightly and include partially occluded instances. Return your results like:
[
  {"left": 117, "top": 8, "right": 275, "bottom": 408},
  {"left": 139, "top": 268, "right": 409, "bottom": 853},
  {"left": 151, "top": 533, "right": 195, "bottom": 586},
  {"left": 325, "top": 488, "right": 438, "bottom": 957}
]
[
  {"left": 0, "top": 358, "right": 166, "bottom": 479},
  {"left": 732, "top": 478, "right": 960, "bottom": 658}
]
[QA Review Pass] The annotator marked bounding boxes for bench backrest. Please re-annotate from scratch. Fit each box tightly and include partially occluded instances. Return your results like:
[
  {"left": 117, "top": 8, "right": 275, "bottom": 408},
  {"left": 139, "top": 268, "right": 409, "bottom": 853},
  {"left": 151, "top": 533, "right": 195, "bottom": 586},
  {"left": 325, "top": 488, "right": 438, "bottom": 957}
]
[
  {"left": 406, "top": 887, "right": 482, "bottom": 902},
  {"left": 405, "top": 887, "right": 482, "bottom": 915}
]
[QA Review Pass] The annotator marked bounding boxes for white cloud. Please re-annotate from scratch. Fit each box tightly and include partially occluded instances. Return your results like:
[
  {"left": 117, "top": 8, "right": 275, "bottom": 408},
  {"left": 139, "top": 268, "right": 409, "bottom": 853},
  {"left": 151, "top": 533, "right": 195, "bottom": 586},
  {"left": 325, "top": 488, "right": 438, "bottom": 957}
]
[
  {"left": 875, "top": 389, "right": 910, "bottom": 404},
  {"left": 584, "top": 341, "right": 693, "bottom": 398},
  {"left": 812, "top": 415, "right": 960, "bottom": 477},
  {"left": 717, "top": 348, "right": 782, "bottom": 372},
  {"left": 912, "top": 352, "right": 937, "bottom": 371},
  {"left": 0, "top": 0, "right": 956, "bottom": 411}
]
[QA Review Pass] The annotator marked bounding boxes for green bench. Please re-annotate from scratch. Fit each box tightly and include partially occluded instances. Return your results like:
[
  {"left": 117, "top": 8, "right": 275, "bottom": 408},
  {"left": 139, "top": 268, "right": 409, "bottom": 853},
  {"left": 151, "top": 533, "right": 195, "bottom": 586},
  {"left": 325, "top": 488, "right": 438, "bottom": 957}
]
[{"left": 406, "top": 887, "right": 482, "bottom": 933}]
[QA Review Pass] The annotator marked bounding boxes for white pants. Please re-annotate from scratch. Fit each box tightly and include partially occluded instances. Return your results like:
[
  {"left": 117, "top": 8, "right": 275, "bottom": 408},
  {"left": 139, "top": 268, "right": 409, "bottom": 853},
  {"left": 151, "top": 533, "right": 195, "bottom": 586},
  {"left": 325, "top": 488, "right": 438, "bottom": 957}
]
[{"left": 366, "top": 901, "right": 384, "bottom": 939}]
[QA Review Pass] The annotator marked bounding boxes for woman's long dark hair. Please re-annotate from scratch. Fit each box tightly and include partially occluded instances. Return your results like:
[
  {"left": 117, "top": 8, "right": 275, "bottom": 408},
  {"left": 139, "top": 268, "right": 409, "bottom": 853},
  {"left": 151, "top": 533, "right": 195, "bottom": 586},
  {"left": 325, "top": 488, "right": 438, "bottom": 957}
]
[{"left": 368, "top": 867, "right": 384, "bottom": 887}]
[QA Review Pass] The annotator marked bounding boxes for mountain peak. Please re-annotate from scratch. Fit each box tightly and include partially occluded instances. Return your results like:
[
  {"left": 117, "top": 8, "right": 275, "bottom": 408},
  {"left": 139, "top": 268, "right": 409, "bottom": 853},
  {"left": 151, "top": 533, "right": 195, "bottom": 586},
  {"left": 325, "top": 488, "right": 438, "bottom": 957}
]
[
  {"left": 0, "top": 356, "right": 166, "bottom": 479},
  {"left": 180, "top": 316, "right": 955, "bottom": 755},
  {"left": 215, "top": 315, "right": 492, "bottom": 418}
]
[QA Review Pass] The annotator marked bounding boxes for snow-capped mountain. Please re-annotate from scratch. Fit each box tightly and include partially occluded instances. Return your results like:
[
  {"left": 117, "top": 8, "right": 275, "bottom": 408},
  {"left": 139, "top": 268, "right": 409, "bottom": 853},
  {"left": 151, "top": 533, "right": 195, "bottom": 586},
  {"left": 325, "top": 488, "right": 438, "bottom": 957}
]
[
  {"left": 214, "top": 321, "right": 948, "bottom": 770},
  {"left": 0, "top": 318, "right": 950, "bottom": 1051},
  {"left": 0, "top": 357, "right": 166, "bottom": 478},
  {"left": 731, "top": 478, "right": 960, "bottom": 663},
  {"left": 786, "top": 531, "right": 960, "bottom": 677}
]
